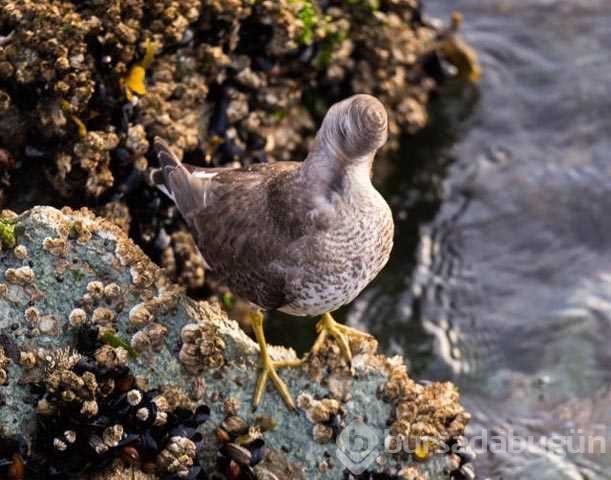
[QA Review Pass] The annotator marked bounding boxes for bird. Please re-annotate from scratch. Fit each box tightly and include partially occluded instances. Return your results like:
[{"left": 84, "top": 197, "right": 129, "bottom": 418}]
[{"left": 151, "top": 94, "right": 394, "bottom": 410}]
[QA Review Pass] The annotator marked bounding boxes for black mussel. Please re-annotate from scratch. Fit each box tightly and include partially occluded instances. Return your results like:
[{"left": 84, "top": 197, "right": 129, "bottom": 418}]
[
  {"left": 218, "top": 139, "right": 244, "bottom": 164},
  {"left": 208, "top": 92, "right": 230, "bottom": 137},
  {"left": 117, "top": 169, "right": 143, "bottom": 196},
  {"left": 222, "top": 443, "right": 251, "bottom": 466},
  {"left": 239, "top": 464, "right": 257, "bottom": 480},
  {"left": 117, "top": 433, "right": 140, "bottom": 448},
  {"left": 330, "top": 413, "right": 344, "bottom": 436},
  {"left": 252, "top": 56, "right": 274, "bottom": 71},
  {"left": 247, "top": 438, "right": 265, "bottom": 466},
  {"left": 169, "top": 425, "right": 198, "bottom": 440},
  {"left": 75, "top": 325, "right": 100, "bottom": 356},
  {"left": 113, "top": 147, "right": 132, "bottom": 166},
  {"left": 246, "top": 133, "right": 266, "bottom": 151},
  {"left": 193, "top": 405, "right": 211, "bottom": 425},
  {"left": 298, "top": 45, "right": 316, "bottom": 63},
  {"left": 138, "top": 432, "right": 159, "bottom": 458}
]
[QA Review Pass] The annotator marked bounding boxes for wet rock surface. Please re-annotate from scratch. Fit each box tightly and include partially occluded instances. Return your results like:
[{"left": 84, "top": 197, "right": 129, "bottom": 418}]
[{"left": 0, "top": 206, "right": 471, "bottom": 478}]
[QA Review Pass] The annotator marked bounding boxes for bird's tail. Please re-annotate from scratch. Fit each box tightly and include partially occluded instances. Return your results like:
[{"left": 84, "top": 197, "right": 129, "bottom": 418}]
[{"left": 150, "top": 137, "right": 206, "bottom": 222}]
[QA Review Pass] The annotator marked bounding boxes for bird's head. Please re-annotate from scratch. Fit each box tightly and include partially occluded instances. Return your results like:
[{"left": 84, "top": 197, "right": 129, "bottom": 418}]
[{"left": 319, "top": 94, "right": 388, "bottom": 163}]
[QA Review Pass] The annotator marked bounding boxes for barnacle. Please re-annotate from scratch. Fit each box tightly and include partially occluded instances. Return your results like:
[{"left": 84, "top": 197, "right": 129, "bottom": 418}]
[
  {"left": 92, "top": 307, "right": 115, "bottom": 326},
  {"left": 86, "top": 281, "right": 104, "bottom": 300},
  {"left": 42, "top": 237, "right": 67, "bottom": 256},
  {"left": 94, "top": 344, "right": 129, "bottom": 369},
  {"left": 12, "top": 244, "right": 27, "bottom": 259},
  {"left": 69, "top": 308, "right": 87, "bottom": 327}
]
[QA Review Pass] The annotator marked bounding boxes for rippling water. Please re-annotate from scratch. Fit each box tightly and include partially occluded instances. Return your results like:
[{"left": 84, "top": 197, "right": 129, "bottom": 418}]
[{"left": 340, "top": 1, "right": 611, "bottom": 478}]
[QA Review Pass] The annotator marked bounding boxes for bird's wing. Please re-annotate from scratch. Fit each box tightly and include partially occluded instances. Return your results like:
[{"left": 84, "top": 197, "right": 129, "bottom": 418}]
[
  {"left": 152, "top": 138, "right": 222, "bottom": 222},
  {"left": 152, "top": 138, "right": 313, "bottom": 310}
]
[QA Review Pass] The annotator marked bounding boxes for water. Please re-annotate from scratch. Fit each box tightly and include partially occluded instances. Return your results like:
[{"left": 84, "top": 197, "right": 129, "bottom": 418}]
[{"left": 340, "top": 1, "right": 611, "bottom": 478}]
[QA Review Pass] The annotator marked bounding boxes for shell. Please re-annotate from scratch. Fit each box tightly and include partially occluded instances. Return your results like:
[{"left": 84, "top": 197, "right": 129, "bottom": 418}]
[
  {"left": 13, "top": 244, "right": 28, "bottom": 260},
  {"left": 86, "top": 281, "right": 104, "bottom": 299},
  {"left": 91, "top": 307, "right": 115, "bottom": 326},
  {"left": 223, "top": 443, "right": 252, "bottom": 466},
  {"left": 102, "top": 424, "right": 124, "bottom": 447},
  {"left": 68, "top": 308, "right": 87, "bottom": 327},
  {"left": 126, "top": 389, "right": 143, "bottom": 406},
  {"left": 4, "top": 266, "right": 35, "bottom": 284}
]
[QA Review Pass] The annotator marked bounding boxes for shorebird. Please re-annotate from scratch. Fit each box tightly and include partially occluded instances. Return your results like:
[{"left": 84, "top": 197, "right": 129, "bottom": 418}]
[{"left": 152, "top": 94, "right": 394, "bottom": 410}]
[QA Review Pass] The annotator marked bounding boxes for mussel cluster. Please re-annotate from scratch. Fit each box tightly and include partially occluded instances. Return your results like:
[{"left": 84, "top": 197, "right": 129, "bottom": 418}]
[
  {"left": 0, "top": 325, "right": 210, "bottom": 479},
  {"left": 214, "top": 414, "right": 271, "bottom": 480}
]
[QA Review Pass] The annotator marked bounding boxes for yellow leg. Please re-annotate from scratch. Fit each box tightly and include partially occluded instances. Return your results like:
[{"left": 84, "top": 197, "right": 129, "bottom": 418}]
[
  {"left": 251, "top": 310, "right": 302, "bottom": 411},
  {"left": 310, "top": 312, "right": 373, "bottom": 363}
]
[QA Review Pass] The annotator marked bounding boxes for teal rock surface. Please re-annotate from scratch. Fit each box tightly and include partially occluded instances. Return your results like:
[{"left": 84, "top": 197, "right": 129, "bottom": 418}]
[{"left": 0, "top": 206, "right": 471, "bottom": 479}]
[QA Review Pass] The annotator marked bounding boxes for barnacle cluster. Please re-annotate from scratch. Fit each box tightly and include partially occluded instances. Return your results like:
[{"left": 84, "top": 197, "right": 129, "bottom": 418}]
[
  {"left": 305, "top": 325, "right": 379, "bottom": 383},
  {"left": 70, "top": 131, "right": 120, "bottom": 197},
  {"left": 178, "top": 320, "right": 225, "bottom": 373},
  {"left": 5, "top": 326, "right": 212, "bottom": 479},
  {"left": 380, "top": 359, "right": 471, "bottom": 461},
  {"left": 4, "top": 265, "right": 35, "bottom": 285},
  {"left": 297, "top": 393, "right": 344, "bottom": 445}
]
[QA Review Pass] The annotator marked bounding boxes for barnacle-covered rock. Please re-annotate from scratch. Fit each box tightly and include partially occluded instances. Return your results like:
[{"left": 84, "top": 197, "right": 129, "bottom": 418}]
[
  {"left": 160, "top": 230, "right": 206, "bottom": 290},
  {"left": 0, "top": 206, "right": 470, "bottom": 479},
  {"left": 72, "top": 131, "right": 120, "bottom": 197}
]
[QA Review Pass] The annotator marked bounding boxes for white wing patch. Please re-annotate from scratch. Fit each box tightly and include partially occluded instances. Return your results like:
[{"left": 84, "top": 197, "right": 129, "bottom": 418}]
[
  {"left": 156, "top": 184, "right": 175, "bottom": 202},
  {"left": 192, "top": 171, "right": 217, "bottom": 207},
  {"left": 188, "top": 170, "right": 217, "bottom": 269}
]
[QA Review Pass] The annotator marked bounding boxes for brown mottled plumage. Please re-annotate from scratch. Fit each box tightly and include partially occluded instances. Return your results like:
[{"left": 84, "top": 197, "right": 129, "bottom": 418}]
[
  {"left": 153, "top": 94, "right": 394, "bottom": 409},
  {"left": 154, "top": 94, "right": 394, "bottom": 315}
]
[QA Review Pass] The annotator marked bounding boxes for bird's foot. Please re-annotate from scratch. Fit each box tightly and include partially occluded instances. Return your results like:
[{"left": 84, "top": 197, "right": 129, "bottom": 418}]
[
  {"left": 310, "top": 312, "right": 372, "bottom": 364},
  {"left": 250, "top": 310, "right": 303, "bottom": 411},
  {"left": 253, "top": 353, "right": 303, "bottom": 411}
]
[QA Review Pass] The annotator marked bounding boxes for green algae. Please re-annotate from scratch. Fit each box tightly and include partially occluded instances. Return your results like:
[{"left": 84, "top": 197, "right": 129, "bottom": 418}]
[
  {"left": 0, "top": 218, "right": 16, "bottom": 249},
  {"left": 222, "top": 291, "right": 235, "bottom": 310},
  {"left": 295, "top": 0, "right": 318, "bottom": 45},
  {"left": 100, "top": 330, "right": 138, "bottom": 359}
]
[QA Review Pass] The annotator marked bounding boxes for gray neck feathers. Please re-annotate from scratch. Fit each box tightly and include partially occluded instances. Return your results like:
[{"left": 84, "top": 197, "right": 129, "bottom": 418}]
[{"left": 300, "top": 94, "right": 387, "bottom": 199}]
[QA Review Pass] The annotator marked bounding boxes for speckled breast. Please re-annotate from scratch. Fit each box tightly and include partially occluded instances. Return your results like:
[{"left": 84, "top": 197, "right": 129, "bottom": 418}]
[{"left": 280, "top": 189, "right": 394, "bottom": 317}]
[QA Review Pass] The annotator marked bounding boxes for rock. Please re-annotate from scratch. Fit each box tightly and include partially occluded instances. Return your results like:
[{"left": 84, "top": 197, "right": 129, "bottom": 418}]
[{"left": 0, "top": 206, "right": 471, "bottom": 479}]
